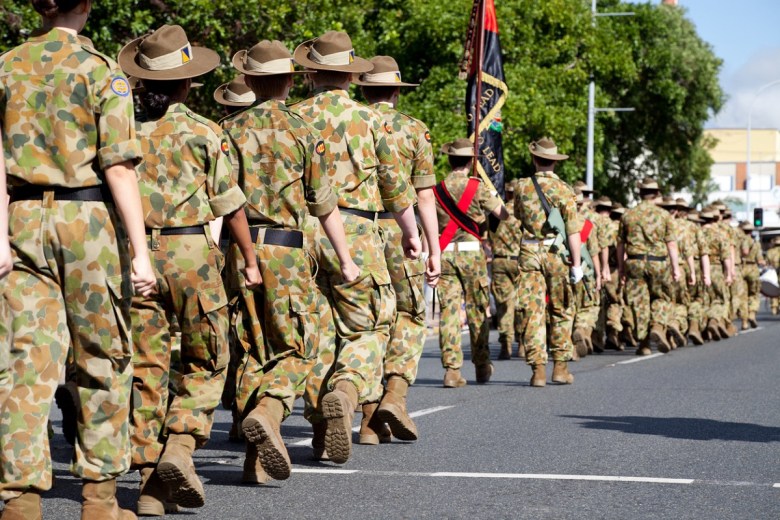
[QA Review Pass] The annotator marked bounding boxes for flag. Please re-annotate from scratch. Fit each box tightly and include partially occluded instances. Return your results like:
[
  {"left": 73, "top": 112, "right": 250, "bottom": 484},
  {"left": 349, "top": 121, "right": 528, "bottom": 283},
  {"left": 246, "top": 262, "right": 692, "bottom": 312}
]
[{"left": 464, "top": 0, "right": 508, "bottom": 198}]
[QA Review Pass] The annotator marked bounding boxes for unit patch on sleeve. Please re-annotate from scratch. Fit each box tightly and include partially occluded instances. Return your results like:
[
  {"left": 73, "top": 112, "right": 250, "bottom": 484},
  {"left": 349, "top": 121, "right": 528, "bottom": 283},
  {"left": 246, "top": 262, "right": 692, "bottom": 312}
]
[{"left": 110, "top": 76, "right": 130, "bottom": 97}]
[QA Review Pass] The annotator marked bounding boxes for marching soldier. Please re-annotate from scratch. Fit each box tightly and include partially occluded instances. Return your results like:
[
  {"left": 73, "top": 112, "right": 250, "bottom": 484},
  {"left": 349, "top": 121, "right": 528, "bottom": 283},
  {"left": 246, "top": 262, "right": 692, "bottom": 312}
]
[
  {"left": 487, "top": 179, "right": 524, "bottom": 360},
  {"left": 739, "top": 222, "right": 763, "bottom": 329},
  {"left": 700, "top": 208, "right": 731, "bottom": 340},
  {"left": 659, "top": 196, "right": 690, "bottom": 347},
  {"left": 677, "top": 200, "right": 710, "bottom": 345},
  {"left": 0, "top": 1, "right": 156, "bottom": 518},
  {"left": 617, "top": 179, "right": 681, "bottom": 355},
  {"left": 117, "top": 25, "right": 262, "bottom": 512},
  {"left": 571, "top": 184, "right": 603, "bottom": 357},
  {"left": 515, "top": 138, "right": 583, "bottom": 386},
  {"left": 605, "top": 202, "right": 627, "bottom": 349},
  {"left": 434, "top": 139, "right": 508, "bottom": 387},
  {"left": 293, "top": 31, "right": 421, "bottom": 464},
  {"left": 766, "top": 237, "right": 780, "bottom": 315}
]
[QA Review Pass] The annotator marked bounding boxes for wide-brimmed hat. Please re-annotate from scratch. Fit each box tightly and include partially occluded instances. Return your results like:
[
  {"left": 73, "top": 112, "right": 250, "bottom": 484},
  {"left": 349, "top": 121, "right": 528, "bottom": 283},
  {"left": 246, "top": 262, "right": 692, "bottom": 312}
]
[
  {"left": 686, "top": 210, "right": 701, "bottom": 223},
  {"left": 638, "top": 178, "right": 660, "bottom": 192},
  {"left": 118, "top": 25, "right": 219, "bottom": 80},
  {"left": 740, "top": 221, "right": 755, "bottom": 231},
  {"left": 675, "top": 197, "right": 690, "bottom": 211},
  {"left": 659, "top": 196, "right": 677, "bottom": 208},
  {"left": 594, "top": 196, "right": 612, "bottom": 210},
  {"left": 213, "top": 75, "right": 255, "bottom": 107},
  {"left": 572, "top": 180, "right": 594, "bottom": 196},
  {"left": 610, "top": 202, "right": 626, "bottom": 218},
  {"left": 441, "top": 138, "right": 477, "bottom": 157},
  {"left": 232, "top": 40, "right": 306, "bottom": 77},
  {"left": 353, "top": 56, "right": 418, "bottom": 87},
  {"left": 699, "top": 209, "right": 716, "bottom": 221},
  {"left": 528, "top": 137, "right": 568, "bottom": 161},
  {"left": 293, "top": 31, "right": 373, "bottom": 73}
]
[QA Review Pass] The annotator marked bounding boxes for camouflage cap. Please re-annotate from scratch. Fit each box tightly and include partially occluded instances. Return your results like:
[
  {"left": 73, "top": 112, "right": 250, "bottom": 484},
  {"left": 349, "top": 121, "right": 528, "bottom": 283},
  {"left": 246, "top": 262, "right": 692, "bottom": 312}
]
[
  {"left": 213, "top": 75, "right": 256, "bottom": 107},
  {"left": 354, "top": 55, "right": 419, "bottom": 87},
  {"left": 293, "top": 31, "right": 373, "bottom": 73},
  {"left": 594, "top": 195, "right": 612, "bottom": 209},
  {"left": 232, "top": 40, "right": 307, "bottom": 76}
]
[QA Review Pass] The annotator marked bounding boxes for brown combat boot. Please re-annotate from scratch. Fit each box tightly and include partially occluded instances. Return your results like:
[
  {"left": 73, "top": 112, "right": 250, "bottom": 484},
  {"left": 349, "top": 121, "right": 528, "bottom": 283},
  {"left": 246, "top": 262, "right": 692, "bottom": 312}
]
[
  {"left": 622, "top": 328, "right": 639, "bottom": 349},
  {"left": 498, "top": 342, "right": 511, "bottom": 360},
  {"left": 475, "top": 363, "right": 494, "bottom": 384},
  {"left": 2, "top": 491, "right": 41, "bottom": 520},
  {"left": 137, "top": 467, "right": 178, "bottom": 517},
  {"left": 605, "top": 329, "right": 623, "bottom": 351},
  {"left": 748, "top": 315, "right": 758, "bottom": 328},
  {"left": 242, "top": 397, "right": 291, "bottom": 480},
  {"left": 667, "top": 325, "right": 686, "bottom": 349},
  {"left": 741, "top": 318, "right": 749, "bottom": 331},
  {"left": 321, "top": 381, "right": 359, "bottom": 464},
  {"left": 572, "top": 328, "right": 590, "bottom": 358},
  {"left": 529, "top": 364, "right": 546, "bottom": 387},
  {"left": 551, "top": 361, "right": 574, "bottom": 385},
  {"left": 81, "top": 479, "right": 136, "bottom": 520},
  {"left": 516, "top": 342, "right": 526, "bottom": 359},
  {"left": 706, "top": 318, "right": 721, "bottom": 341},
  {"left": 358, "top": 403, "right": 391, "bottom": 445},
  {"left": 311, "top": 421, "right": 329, "bottom": 461},
  {"left": 156, "top": 434, "right": 205, "bottom": 508},
  {"left": 592, "top": 330, "right": 605, "bottom": 353},
  {"left": 377, "top": 376, "right": 418, "bottom": 441},
  {"left": 443, "top": 368, "right": 467, "bottom": 388},
  {"left": 725, "top": 320, "right": 738, "bottom": 337},
  {"left": 648, "top": 324, "right": 671, "bottom": 353},
  {"left": 242, "top": 443, "right": 270, "bottom": 485},
  {"left": 716, "top": 319, "right": 731, "bottom": 339},
  {"left": 688, "top": 320, "right": 704, "bottom": 346}
]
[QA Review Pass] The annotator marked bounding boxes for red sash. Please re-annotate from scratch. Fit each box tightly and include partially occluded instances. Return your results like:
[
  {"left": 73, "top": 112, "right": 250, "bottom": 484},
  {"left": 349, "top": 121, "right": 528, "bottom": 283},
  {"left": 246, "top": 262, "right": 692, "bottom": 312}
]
[{"left": 434, "top": 177, "right": 482, "bottom": 251}]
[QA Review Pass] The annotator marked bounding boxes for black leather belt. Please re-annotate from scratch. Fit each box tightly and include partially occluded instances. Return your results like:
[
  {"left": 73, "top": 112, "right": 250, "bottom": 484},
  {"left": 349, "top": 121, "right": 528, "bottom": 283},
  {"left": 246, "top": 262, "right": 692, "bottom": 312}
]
[
  {"left": 148, "top": 226, "right": 204, "bottom": 236},
  {"left": 493, "top": 254, "right": 519, "bottom": 261},
  {"left": 10, "top": 184, "right": 110, "bottom": 203},
  {"left": 340, "top": 207, "right": 391, "bottom": 220},
  {"left": 627, "top": 254, "right": 667, "bottom": 262},
  {"left": 249, "top": 227, "right": 303, "bottom": 248}
]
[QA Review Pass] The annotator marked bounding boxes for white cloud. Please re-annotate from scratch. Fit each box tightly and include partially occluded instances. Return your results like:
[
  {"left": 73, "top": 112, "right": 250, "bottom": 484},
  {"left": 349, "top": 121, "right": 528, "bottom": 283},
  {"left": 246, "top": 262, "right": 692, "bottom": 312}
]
[{"left": 708, "top": 47, "right": 780, "bottom": 129}]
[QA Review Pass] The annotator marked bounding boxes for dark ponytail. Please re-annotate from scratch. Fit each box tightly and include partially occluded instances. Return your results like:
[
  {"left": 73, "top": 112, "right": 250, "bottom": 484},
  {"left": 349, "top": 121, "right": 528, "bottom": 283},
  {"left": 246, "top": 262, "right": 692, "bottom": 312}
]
[
  {"left": 32, "top": 0, "right": 84, "bottom": 18},
  {"left": 140, "top": 79, "right": 186, "bottom": 120}
]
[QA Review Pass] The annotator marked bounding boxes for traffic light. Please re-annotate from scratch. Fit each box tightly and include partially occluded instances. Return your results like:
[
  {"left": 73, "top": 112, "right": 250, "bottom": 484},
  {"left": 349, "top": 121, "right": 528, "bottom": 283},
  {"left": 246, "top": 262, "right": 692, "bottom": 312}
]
[{"left": 753, "top": 207, "right": 764, "bottom": 228}]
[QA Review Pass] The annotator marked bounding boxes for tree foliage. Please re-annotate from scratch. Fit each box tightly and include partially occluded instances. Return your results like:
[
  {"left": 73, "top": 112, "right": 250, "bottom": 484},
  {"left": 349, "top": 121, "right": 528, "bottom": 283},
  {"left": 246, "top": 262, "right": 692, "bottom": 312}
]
[{"left": 0, "top": 0, "right": 723, "bottom": 199}]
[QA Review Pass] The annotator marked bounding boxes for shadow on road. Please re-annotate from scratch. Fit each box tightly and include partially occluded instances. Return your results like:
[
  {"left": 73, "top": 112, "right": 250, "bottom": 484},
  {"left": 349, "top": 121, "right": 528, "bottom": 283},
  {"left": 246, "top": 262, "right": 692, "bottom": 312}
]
[{"left": 562, "top": 415, "right": 780, "bottom": 443}]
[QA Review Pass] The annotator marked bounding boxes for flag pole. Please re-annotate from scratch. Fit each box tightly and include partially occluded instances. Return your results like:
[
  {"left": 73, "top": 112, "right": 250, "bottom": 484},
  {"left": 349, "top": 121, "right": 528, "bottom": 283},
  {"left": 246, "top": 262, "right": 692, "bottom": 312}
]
[{"left": 472, "top": 0, "right": 486, "bottom": 163}]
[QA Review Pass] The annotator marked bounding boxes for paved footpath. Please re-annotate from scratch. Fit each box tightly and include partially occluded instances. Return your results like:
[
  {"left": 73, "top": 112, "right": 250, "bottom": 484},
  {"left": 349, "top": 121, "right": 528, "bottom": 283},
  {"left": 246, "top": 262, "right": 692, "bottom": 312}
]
[{"left": 38, "top": 313, "right": 780, "bottom": 519}]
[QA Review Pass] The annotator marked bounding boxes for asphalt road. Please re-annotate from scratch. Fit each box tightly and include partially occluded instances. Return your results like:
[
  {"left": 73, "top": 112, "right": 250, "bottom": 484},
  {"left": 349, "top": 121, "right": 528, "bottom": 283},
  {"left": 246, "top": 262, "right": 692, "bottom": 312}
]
[{"left": 39, "top": 312, "right": 780, "bottom": 519}]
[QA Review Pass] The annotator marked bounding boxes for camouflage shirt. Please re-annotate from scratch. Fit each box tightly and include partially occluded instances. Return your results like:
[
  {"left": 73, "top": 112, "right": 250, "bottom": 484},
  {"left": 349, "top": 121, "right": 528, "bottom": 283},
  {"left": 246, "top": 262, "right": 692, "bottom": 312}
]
[
  {"left": 221, "top": 100, "right": 337, "bottom": 229},
  {"left": 765, "top": 245, "right": 780, "bottom": 269},
  {"left": 489, "top": 200, "right": 522, "bottom": 256},
  {"left": 371, "top": 102, "right": 435, "bottom": 190},
  {"left": 678, "top": 218, "right": 700, "bottom": 259},
  {"left": 703, "top": 224, "right": 729, "bottom": 262},
  {"left": 293, "top": 88, "right": 414, "bottom": 213},
  {"left": 579, "top": 203, "right": 601, "bottom": 254},
  {"left": 619, "top": 200, "right": 674, "bottom": 257},
  {"left": 742, "top": 235, "right": 763, "bottom": 265},
  {"left": 135, "top": 103, "right": 246, "bottom": 228},
  {"left": 436, "top": 169, "right": 501, "bottom": 243},
  {"left": 514, "top": 171, "right": 582, "bottom": 239},
  {"left": 728, "top": 225, "right": 743, "bottom": 265},
  {"left": 0, "top": 28, "right": 140, "bottom": 188}
]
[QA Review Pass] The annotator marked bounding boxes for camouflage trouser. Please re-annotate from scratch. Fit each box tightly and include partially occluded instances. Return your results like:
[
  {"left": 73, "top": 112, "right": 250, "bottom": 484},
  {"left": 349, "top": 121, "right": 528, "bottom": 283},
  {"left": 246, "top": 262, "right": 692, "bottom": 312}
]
[
  {"left": 0, "top": 198, "right": 133, "bottom": 500},
  {"left": 518, "top": 244, "right": 575, "bottom": 365},
  {"left": 730, "top": 265, "right": 747, "bottom": 320},
  {"left": 437, "top": 248, "right": 490, "bottom": 370},
  {"left": 671, "top": 263, "right": 691, "bottom": 333},
  {"left": 367, "top": 218, "right": 426, "bottom": 401},
  {"left": 707, "top": 262, "right": 728, "bottom": 322},
  {"left": 304, "top": 213, "right": 395, "bottom": 410},
  {"left": 514, "top": 270, "right": 531, "bottom": 346},
  {"left": 574, "top": 279, "right": 600, "bottom": 332},
  {"left": 742, "top": 264, "right": 760, "bottom": 319},
  {"left": 491, "top": 257, "right": 520, "bottom": 349},
  {"left": 604, "top": 272, "right": 623, "bottom": 333},
  {"left": 688, "top": 262, "right": 705, "bottom": 327},
  {"left": 228, "top": 231, "right": 319, "bottom": 420},
  {"left": 624, "top": 258, "right": 673, "bottom": 341},
  {"left": 129, "top": 232, "right": 228, "bottom": 466},
  {"left": 0, "top": 283, "right": 11, "bottom": 406}
]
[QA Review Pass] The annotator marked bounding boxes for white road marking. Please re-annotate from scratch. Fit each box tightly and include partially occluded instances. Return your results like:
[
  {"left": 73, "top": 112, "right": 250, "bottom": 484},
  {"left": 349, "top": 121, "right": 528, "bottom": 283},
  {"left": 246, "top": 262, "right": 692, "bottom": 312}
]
[
  {"left": 616, "top": 353, "right": 665, "bottom": 365},
  {"left": 291, "top": 468, "right": 358, "bottom": 475},
  {"left": 774, "top": 483, "right": 780, "bottom": 488},
  {"left": 738, "top": 327, "right": 764, "bottom": 335},
  {"left": 430, "top": 472, "right": 693, "bottom": 484},
  {"left": 289, "top": 405, "right": 454, "bottom": 447}
]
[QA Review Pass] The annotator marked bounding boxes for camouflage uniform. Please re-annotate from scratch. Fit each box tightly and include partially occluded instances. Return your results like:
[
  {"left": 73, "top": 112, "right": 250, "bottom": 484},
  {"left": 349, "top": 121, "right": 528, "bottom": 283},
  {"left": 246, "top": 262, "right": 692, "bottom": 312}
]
[
  {"left": 0, "top": 28, "right": 140, "bottom": 497},
  {"left": 221, "top": 100, "right": 336, "bottom": 419},
  {"left": 740, "top": 233, "right": 762, "bottom": 324},
  {"left": 129, "top": 103, "right": 246, "bottom": 466},
  {"left": 703, "top": 222, "right": 730, "bottom": 327},
  {"left": 604, "top": 218, "right": 625, "bottom": 340},
  {"left": 436, "top": 173, "right": 501, "bottom": 372},
  {"left": 681, "top": 217, "right": 707, "bottom": 332},
  {"left": 766, "top": 244, "right": 780, "bottom": 314},
  {"left": 670, "top": 216, "right": 692, "bottom": 336},
  {"left": 619, "top": 200, "right": 675, "bottom": 343},
  {"left": 372, "top": 102, "right": 434, "bottom": 394},
  {"left": 572, "top": 201, "right": 602, "bottom": 353},
  {"left": 514, "top": 172, "right": 582, "bottom": 365},
  {"left": 488, "top": 198, "right": 523, "bottom": 356},
  {"left": 294, "top": 88, "right": 413, "bottom": 405},
  {"left": 728, "top": 225, "right": 747, "bottom": 321}
]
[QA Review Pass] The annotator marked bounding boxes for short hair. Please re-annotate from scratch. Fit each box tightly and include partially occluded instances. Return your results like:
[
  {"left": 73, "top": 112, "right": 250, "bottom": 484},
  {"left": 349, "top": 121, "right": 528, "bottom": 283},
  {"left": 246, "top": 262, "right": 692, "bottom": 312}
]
[
  {"left": 361, "top": 86, "right": 400, "bottom": 104},
  {"left": 532, "top": 156, "right": 556, "bottom": 169},
  {"left": 448, "top": 155, "right": 472, "bottom": 170},
  {"left": 311, "top": 70, "right": 351, "bottom": 87},
  {"left": 245, "top": 74, "right": 290, "bottom": 100}
]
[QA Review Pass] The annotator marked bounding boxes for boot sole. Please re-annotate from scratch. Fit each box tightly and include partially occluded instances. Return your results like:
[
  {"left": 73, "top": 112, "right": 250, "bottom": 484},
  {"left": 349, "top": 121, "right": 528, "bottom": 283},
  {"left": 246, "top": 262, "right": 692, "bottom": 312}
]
[
  {"left": 377, "top": 404, "right": 418, "bottom": 441},
  {"left": 156, "top": 460, "right": 205, "bottom": 508},
  {"left": 242, "top": 415, "right": 291, "bottom": 481},
  {"left": 138, "top": 499, "right": 179, "bottom": 516},
  {"left": 668, "top": 328, "right": 687, "bottom": 348},
  {"left": 321, "top": 391, "right": 353, "bottom": 464}
]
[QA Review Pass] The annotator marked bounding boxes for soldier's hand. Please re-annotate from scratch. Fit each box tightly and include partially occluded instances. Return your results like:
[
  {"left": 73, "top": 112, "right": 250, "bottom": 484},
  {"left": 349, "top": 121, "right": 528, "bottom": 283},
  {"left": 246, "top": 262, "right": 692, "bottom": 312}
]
[
  {"left": 672, "top": 267, "right": 682, "bottom": 282},
  {"left": 243, "top": 265, "right": 263, "bottom": 289},
  {"left": 595, "top": 275, "right": 602, "bottom": 291},
  {"left": 602, "top": 266, "right": 612, "bottom": 283},
  {"left": 688, "top": 272, "right": 696, "bottom": 286},
  {"left": 704, "top": 274, "right": 711, "bottom": 287},
  {"left": 425, "top": 253, "right": 441, "bottom": 287},
  {"left": 341, "top": 260, "right": 360, "bottom": 283},
  {"left": 402, "top": 234, "right": 422, "bottom": 260},
  {"left": 570, "top": 266, "right": 584, "bottom": 284},
  {"left": 131, "top": 256, "right": 157, "bottom": 297}
]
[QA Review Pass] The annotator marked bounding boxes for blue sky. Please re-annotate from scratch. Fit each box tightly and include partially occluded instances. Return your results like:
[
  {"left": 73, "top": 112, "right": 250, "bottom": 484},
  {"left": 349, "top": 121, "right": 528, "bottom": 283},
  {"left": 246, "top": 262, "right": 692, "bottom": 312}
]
[{"left": 678, "top": 0, "right": 780, "bottom": 129}]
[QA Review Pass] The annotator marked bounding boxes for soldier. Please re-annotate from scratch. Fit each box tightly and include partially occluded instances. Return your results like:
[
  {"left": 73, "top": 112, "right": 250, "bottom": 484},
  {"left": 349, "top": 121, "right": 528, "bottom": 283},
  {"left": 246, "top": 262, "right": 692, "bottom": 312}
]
[
  {"left": 700, "top": 209, "right": 731, "bottom": 340},
  {"left": 117, "top": 25, "right": 261, "bottom": 513},
  {"left": 356, "top": 56, "right": 441, "bottom": 443},
  {"left": 487, "top": 179, "right": 523, "bottom": 360},
  {"left": 293, "top": 31, "right": 421, "bottom": 464},
  {"left": 617, "top": 179, "right": 681, "bottom": 355},
  {"left": 765, "top": 237, "right": 780, "bottom": 315},
  {"left": 678, "top": 200, "right": 711, "bottom": 345},
  {"left": 592, "top": 196, "right": 615, "bottom": 351},
  {"left": 434, "top": 139, "right": 507, "bottom": 387},
  {"left": 739, "top": 222, "right": 763, "bottom": 329},
  {"left": 213, "top": 75, "right": 256, "bottom": 112},
  {"left": 659, "top": 196, "right": 690, "bottom": 347},
  {"left": 706, "top": 206, "right": 736, "bottom": 338},
  {"left": 725, "top": 209, "right": 747, "bottom": 333},
  {"left": 605, "top": 202, "right": 627, "bottom": 349},
  {"left": 515, "top": 138, "right": 583, "bottom": 386},
  {"left": 221, "top": 40, "right": 358, "bottom": 482},
  {"left": 0, "top": 1, "right": 157, "bottom": 518}
]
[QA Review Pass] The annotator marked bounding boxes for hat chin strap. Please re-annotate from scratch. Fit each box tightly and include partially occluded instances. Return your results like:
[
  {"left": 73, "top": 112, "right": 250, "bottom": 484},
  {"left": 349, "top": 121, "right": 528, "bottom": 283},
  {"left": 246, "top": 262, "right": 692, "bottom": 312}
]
[
  {"left": 139, "top": 43, "right": 192, "bottom": 71},
  {"left": 361, "top": 71, "right": 402, "bottom": 84},
  {"left": 309, "top": 46, "right": 354, "bottom": 66},
  {"left": 246, "top": 56, "right": 295, "bottom": 74}
]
